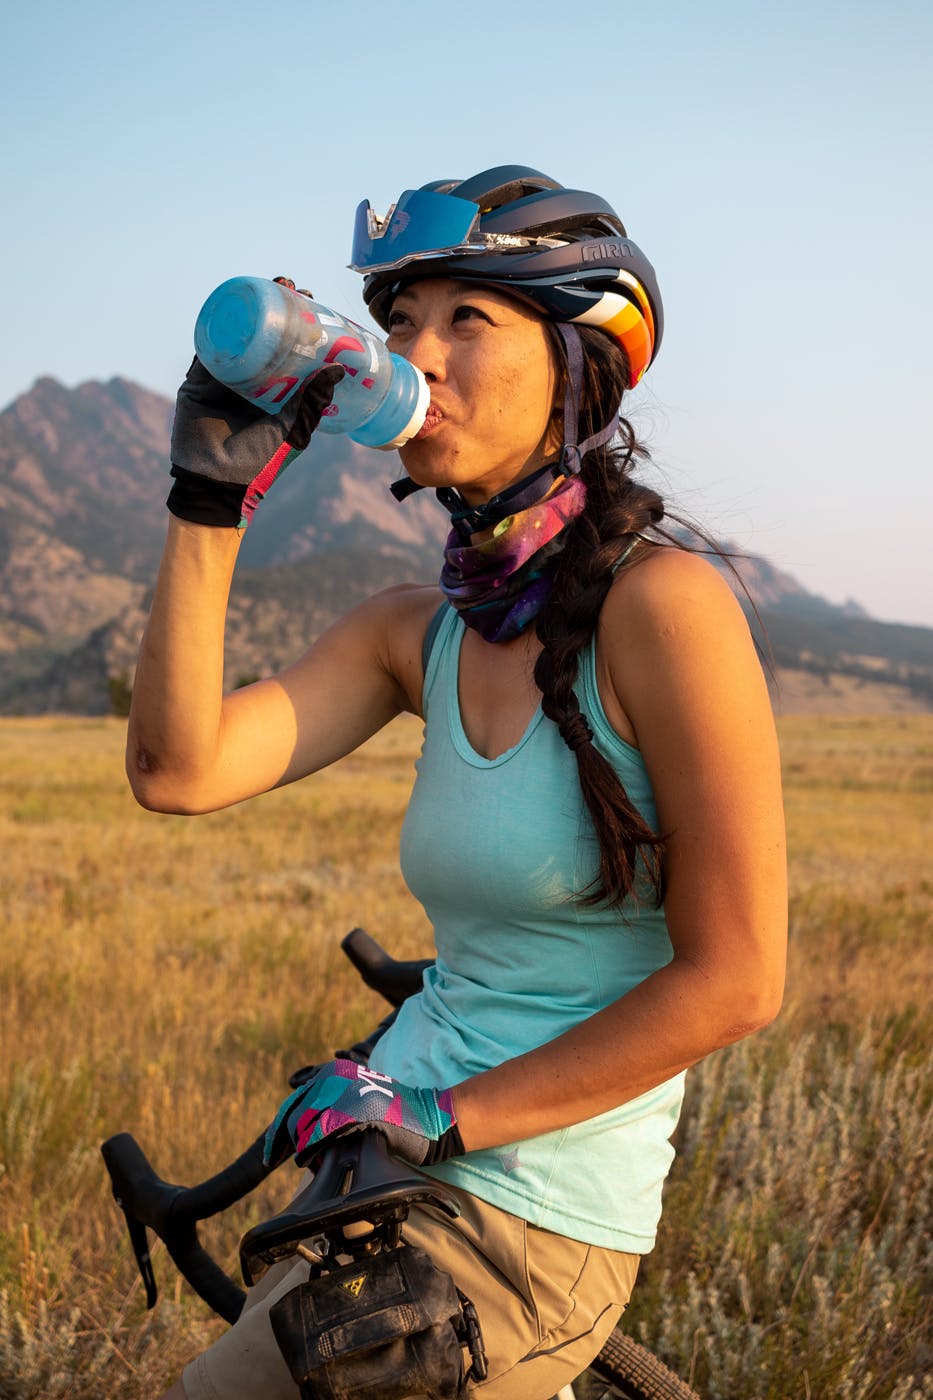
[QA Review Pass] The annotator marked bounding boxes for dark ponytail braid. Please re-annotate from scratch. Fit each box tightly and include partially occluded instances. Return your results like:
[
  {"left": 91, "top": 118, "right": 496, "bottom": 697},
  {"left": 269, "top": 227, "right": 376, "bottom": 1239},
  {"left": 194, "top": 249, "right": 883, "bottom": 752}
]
[{"left": 535, "top": 326, "right": 667, "bottom": 910}]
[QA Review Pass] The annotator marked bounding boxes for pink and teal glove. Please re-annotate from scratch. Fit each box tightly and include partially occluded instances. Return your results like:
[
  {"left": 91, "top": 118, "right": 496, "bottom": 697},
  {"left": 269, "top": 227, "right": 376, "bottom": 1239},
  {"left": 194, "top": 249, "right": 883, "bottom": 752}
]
[{"left": 264, "top": 1059, "right": 464, "bottom": 1168}]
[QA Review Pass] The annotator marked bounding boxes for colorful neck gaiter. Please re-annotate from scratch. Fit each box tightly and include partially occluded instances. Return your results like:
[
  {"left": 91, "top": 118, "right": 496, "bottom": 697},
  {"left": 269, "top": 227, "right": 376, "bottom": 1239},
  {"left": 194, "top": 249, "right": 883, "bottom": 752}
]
[{"left": 439, "top": 470, "right": 587, "bottom": 643}]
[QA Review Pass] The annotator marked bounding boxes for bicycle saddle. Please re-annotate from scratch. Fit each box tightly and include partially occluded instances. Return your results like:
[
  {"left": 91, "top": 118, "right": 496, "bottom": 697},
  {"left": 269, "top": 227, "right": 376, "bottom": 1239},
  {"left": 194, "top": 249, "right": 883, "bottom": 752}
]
[{"left": 240, "top": 1129, "right": 460, "bottom": 1285}]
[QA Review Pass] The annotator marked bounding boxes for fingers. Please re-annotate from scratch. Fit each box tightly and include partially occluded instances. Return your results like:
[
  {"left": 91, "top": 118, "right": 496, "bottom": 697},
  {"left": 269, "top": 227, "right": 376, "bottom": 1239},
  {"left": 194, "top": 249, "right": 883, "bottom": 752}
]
[
  {"left": 177, "top": 359, "right": 254, "bottom": 416},
  {"left": 274, "top": 275, "right": 314, "bottom": 299},
  {"left": 309, "top": 363, "right": 347, "bottom": 392},
  {"left": 283, "top": 363, "right": 346, "bottom": 450},
  {"left": 300, "top": 362, "right": 346, "bottom": 413}
]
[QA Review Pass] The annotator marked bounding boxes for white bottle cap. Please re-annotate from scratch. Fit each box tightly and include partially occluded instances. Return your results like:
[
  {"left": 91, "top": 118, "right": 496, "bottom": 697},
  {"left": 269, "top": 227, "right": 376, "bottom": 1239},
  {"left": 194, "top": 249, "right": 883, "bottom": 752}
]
[{"left": 373, "top": 366, "right": 431, "bottom": 450}]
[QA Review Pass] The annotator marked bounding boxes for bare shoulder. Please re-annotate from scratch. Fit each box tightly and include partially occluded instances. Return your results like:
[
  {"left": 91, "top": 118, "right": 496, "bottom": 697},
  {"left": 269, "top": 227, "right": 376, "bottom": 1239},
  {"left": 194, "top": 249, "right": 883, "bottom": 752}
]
[
  {"left": 355, "top": 580, "right": 443, "bottom": 646},
  {"left": 605, "top": 543, "right": 745, "bottom": 629},
  {"left": 601, "top": 544, "right": 755, "bottom": 665},
  {"left": 597, "top": 545, "right": 771, "bottom": 742},
  {"left": 349, "top": 579, "right": 443, "bottom": 628},
  {"left": 334, "top": 581, "right": 444, "bottom": 715}
]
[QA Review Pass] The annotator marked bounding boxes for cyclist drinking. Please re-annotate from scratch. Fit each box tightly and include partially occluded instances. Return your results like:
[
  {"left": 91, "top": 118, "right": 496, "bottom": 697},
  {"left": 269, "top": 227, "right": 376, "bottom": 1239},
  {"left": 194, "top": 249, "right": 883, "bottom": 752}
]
[{"left": 130, "top": 165, "right": 788, "bottom": 1399}]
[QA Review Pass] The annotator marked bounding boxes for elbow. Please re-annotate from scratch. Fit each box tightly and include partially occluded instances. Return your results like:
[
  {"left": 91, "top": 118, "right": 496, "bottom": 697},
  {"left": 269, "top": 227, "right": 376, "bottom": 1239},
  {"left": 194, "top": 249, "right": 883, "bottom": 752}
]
[
  {"left": 674, "top": 911, "right": 787, "bottom": 1050},
  {"left": 125, "top": 746, "right": 210, "bottom": 816},
  {"left": 128, "top": 783, "right": 211, "bottom": 817},
  {"left": 716, "top": 972, "right": 785, "bottom": 1046},
  {"left": 719, "top": 1005, "right": 780, "bottom": 1047},
  {"left": 129, "top": 784, "right": 200, "bottom": 816},
  {"left": 126, "top": 746, "right": 157, "bottom": 810},
  {"left": 126, "top": 741, "right": 169, "bottom": 812},
  {"left": 126, "top": 775, "right": 202, "bottom": 816},
  {"left": 674, "top": 947, "right": 785, "bottom": 1052}
]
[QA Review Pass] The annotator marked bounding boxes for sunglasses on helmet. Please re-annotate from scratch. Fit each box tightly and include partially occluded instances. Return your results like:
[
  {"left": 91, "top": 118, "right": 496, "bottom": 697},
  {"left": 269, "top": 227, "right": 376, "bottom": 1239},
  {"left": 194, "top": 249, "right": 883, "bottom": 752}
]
[{"left": 350, "top": 187, "right": 537, "bottom": 274}]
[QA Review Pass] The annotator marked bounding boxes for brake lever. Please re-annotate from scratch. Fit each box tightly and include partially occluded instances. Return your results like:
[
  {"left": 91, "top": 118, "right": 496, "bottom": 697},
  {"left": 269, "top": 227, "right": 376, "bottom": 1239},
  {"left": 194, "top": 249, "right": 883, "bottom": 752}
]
[{"left": 122, "top": 1209, "right": 158, "bottom": 1308}]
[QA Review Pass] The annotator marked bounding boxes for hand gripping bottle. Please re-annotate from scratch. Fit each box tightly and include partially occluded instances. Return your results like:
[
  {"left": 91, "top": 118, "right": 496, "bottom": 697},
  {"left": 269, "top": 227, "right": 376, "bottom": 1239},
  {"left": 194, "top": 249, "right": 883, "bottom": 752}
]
[{"left": 193, "top": 276, "right": 429, "bottom": 449}]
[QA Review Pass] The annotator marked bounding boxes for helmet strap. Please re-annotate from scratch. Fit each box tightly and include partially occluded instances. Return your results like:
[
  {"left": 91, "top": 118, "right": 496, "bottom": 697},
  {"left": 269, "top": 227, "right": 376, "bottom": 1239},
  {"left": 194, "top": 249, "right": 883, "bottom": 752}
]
[
  {"left": 390, "top": 321, "right": 619, "bottom": 503},
  {"left": 389, "top": 474, "right": 425, "bottom": 502},
  {"left": 435, "top": 458, "right": 564, "bottom": 541},
  {"left": 554, "top": 322, "right": 619, "bottom": 474}
]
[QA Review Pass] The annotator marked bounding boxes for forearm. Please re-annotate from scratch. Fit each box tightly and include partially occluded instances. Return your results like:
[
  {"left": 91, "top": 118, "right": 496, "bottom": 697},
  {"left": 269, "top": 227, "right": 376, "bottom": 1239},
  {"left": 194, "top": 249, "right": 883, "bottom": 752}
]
[
  {"left": 127, "top": 517, "right": 242, "bottom": 808},
  {"left": 450, "top": 955, "right": 780, "bottom": 1152}
]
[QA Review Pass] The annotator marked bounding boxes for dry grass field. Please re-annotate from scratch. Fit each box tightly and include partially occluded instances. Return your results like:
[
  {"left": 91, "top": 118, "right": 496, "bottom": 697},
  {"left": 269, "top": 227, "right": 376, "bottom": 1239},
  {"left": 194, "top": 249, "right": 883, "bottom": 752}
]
[{"left": 1, "top": 713, "right": 930, "bottom": 1399}]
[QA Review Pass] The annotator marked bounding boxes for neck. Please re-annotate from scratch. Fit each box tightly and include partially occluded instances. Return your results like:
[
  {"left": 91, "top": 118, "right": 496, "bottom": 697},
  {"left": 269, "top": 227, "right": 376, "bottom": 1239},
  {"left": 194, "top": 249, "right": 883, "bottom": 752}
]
[
  {"left": 437, "top": 459, "right": 564, "bottom": 541},
  {"left": 437, "top": 471, "right": 587, "bottom": 644}
]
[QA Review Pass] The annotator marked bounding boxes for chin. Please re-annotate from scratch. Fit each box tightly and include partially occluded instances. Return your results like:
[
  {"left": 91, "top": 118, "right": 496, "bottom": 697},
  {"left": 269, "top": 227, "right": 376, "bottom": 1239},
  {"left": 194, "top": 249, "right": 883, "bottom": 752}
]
[
  {"left": 397, "top": 442, "right": 471, "bottom": 492},
  {"left": 398, "top": 440, "right": 532, "bottom": 505}
]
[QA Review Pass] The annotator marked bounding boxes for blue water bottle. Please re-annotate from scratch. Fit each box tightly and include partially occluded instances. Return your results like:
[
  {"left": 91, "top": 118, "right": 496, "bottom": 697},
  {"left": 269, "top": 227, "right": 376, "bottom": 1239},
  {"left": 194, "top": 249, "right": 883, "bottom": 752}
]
[{"left": 193, "top": 276, "right": 430, "bottom": 449}]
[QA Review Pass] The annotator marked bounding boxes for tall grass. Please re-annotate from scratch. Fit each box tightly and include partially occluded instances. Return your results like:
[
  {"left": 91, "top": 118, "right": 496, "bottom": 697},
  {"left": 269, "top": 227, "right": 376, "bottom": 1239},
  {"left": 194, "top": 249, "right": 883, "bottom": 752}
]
[
  {"left": 0, "top": 714, "right": 930, "bottom": 1398},
  {"left": 625, "top": 1024, "right": 931, "bottom": 1398}
]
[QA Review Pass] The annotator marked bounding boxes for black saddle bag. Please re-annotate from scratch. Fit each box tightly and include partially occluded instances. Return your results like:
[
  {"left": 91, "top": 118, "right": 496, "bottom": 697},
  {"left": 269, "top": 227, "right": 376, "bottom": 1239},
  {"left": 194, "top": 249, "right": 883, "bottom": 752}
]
[{"left": 270, "top": 1241, "right": 472, "bottom": 1400}]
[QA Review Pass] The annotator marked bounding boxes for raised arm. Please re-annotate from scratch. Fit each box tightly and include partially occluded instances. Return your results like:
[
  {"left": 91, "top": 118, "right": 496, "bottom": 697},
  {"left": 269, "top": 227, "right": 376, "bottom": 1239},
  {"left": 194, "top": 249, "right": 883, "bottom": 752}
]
[
  {"left": 126, "top": 518, "right": 434, "bottom": 815},
  {"left": 126, "top": 353, "right": 436, "bottom": 815}
]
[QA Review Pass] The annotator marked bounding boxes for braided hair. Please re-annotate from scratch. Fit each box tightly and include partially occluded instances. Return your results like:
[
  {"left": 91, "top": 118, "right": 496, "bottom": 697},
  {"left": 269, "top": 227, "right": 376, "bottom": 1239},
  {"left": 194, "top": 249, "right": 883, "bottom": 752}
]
[{"left": 535, "top": 326, "right": 667, "bottom": 910}]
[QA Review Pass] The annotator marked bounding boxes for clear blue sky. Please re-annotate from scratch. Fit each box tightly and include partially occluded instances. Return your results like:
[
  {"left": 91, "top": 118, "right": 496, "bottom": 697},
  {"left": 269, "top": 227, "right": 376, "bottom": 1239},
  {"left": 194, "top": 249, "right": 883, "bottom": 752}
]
[{"left": 3, "top": 0, "right": 931, "bottom": 624}]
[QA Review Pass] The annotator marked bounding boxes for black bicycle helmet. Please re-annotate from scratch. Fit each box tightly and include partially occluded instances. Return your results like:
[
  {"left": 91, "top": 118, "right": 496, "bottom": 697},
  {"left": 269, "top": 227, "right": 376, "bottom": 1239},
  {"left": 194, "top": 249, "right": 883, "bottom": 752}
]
[{"left": 350, "top": 165, "right": 663, "bottom": 386}]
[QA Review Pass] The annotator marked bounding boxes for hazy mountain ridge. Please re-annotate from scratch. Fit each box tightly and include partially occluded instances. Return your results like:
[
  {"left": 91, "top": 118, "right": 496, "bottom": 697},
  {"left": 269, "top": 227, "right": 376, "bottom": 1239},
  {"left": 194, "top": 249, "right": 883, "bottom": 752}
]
[
  {"left": 1, "top": 375, "right": 930, "bottom": 714},
  {"left": 0, "top": 375, "right": 446, "bottom": 712},
  {"left": 2, "top": 375, "right": 174, "bottom": 579}
]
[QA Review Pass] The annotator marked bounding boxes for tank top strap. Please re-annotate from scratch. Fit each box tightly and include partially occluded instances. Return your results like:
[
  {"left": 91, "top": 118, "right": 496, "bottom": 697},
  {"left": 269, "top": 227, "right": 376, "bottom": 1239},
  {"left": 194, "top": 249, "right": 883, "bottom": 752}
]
[
  {"left": 575, "top": 543, "right": 644, "bottom": 760},
  {"left": 422, "top": 602, "right": 462, "bottom": 713},
  {"left": 577, "top": 632, "right": 642, "bottom": 764},
  {"left": 422, "top": 600, "right": 453, "bottom": 674}
]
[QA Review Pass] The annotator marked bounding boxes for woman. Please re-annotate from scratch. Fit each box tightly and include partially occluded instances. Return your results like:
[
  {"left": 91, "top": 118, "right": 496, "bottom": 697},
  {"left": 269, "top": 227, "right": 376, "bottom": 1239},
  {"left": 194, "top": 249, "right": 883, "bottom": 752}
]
[{"left": 135, "top": 166, "right": 787, "bottom": 1399}]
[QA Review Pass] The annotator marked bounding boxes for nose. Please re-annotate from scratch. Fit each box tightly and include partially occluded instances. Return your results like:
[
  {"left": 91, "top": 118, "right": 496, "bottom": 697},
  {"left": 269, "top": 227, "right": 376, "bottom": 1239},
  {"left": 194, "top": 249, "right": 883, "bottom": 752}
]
[{"left": 399, "top": 321, "right": 448, "bottom": 384}]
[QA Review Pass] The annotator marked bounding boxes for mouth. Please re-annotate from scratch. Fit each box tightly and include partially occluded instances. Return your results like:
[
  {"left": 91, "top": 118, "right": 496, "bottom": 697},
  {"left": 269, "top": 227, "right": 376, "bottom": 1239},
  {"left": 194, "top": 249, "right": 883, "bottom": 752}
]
[{"left": 413, "top": 403, "right": 445, "bottom": 439}]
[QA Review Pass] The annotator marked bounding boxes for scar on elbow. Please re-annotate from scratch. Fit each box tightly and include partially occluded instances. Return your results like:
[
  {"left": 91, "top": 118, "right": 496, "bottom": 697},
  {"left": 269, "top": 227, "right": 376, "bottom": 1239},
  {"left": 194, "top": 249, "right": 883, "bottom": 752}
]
[
  {"left": 134, "top": 745, "right": 158, "bottom": 775},
  {"left": 722, "top": 1008, "right": 781, "bottom": 1045}
]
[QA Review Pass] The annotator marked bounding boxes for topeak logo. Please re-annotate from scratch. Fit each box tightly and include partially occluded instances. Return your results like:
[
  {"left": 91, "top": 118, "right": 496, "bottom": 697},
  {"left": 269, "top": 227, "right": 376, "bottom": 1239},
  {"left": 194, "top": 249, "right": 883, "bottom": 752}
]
[
  {"left": 582, "top": 240, "right": 634, "bottom": 262},
  {"left": 340, "top": 1272, "right": 368, "bottom": 1299}
]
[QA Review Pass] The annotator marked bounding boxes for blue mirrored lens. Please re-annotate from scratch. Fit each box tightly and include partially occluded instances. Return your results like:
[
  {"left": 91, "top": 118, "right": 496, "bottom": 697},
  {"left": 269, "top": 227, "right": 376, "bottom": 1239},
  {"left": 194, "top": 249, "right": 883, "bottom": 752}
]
[{"left": 350, "top": 188, "right": 482, "bottom": 272}]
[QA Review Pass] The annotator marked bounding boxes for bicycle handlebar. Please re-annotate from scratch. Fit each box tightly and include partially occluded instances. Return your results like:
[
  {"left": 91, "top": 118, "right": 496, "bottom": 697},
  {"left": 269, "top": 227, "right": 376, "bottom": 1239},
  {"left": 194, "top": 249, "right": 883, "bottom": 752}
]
[
  {"left": 102, "top": 928, "right": 438, "bottom": 1321},
  {"left": 101, "top": 1130, "right": 276, "bottom": 1322},
  {"left": 340, "top": 927, "right": 433, "bottom": 1007}
]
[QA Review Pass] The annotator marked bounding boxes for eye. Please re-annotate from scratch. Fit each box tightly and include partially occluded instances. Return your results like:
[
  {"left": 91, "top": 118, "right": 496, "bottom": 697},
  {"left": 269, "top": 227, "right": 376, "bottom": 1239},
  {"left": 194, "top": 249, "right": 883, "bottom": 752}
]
[
  {"left": 387, "top": 307, "right": 413, "bottom": 330},
  {"left": 452, "top": 303, "right": 489, "bottom": 324}
]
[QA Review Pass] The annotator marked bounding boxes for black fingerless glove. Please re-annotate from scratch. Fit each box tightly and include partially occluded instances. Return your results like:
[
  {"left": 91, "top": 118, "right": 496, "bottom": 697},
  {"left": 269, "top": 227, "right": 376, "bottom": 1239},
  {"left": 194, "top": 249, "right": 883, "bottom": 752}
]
[{"left": 167, "top": 357, "right": 345, "bottom": 528}]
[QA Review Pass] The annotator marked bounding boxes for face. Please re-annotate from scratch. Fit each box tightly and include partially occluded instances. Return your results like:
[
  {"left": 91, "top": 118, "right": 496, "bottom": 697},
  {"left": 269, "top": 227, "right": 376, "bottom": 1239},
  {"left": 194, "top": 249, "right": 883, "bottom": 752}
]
[{"left": 386, "top": 279, "right": 563, "bottom": 504}]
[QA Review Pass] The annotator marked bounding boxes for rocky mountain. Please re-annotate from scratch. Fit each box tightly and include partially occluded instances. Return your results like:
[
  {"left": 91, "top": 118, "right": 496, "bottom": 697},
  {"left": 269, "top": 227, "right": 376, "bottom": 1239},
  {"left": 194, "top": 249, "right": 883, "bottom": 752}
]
[
  {"left": 0, "top": 377, "right": 168, "bottom": 654},
  {"left": 1, "top": 375, "right": 930, "bottom": 714},
  {"left": 0, "top": 375, "right": 447, "bottom": 712}
]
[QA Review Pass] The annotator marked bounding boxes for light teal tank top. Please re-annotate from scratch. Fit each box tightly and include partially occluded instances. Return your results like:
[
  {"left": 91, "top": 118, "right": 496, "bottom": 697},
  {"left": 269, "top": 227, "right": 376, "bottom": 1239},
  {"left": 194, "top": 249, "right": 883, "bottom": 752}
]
[{"left": 369, "top": 606, "right": 685, "bottom": 1253}]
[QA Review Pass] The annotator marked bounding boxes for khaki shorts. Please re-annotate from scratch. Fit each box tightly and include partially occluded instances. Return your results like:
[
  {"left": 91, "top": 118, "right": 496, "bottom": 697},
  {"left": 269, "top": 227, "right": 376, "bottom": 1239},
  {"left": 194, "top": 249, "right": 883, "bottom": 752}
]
[{"left": 183, "top": 1177, "right": 639, "bottom": 1400}]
